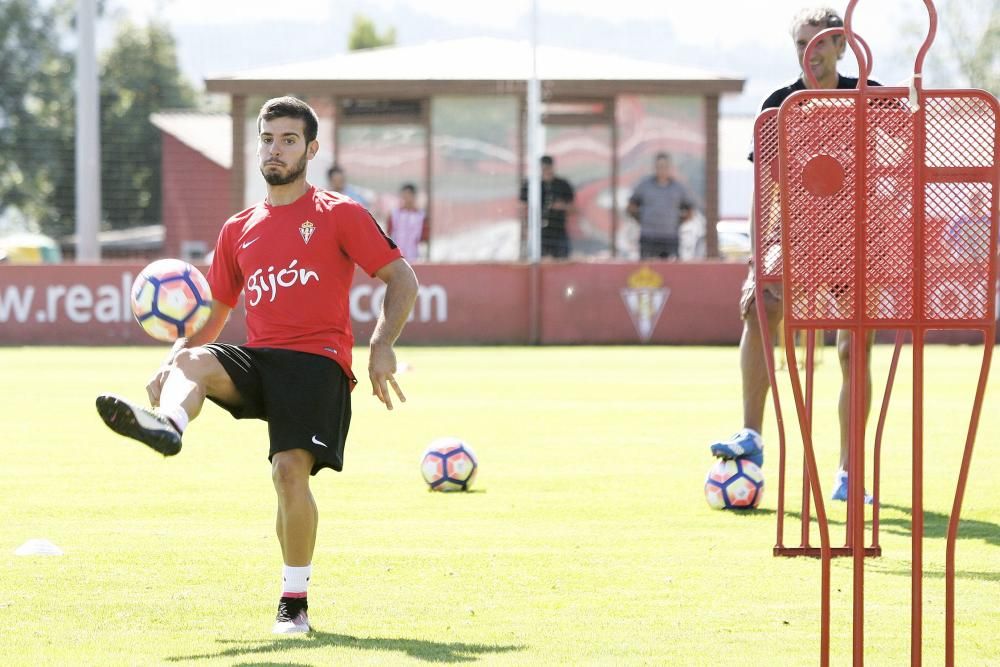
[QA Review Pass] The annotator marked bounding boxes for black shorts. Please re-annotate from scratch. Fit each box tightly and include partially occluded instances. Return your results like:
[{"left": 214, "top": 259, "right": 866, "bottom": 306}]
[{"left": 204, "top": 344, "right": 352, "bottom": 475}]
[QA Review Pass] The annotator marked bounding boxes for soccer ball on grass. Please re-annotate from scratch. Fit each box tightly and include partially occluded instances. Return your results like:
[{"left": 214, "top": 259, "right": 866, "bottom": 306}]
[
  {"left": 420, "top": 437, "right": 478, "bottom": 492},
  {"left": 705, "top": 458, "right": 764, "bottom": 510}
]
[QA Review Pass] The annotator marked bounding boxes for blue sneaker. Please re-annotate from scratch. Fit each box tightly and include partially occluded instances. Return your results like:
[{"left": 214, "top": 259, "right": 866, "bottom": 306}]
[
  {"left": 831, "top": 472, "right": 874, "bottom": 505},
  {"left": 710, "top": 428, "right": 764, "bottom": 468}
]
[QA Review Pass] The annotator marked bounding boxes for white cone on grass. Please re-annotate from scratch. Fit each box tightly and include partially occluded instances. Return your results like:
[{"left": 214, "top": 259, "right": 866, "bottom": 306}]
[{"left": 14, "top": 539, "right": 64, "bottom": 556}]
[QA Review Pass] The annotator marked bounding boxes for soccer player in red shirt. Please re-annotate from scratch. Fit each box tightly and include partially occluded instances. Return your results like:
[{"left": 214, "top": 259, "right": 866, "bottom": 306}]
[{"left": 97, "top": 96, "right": 419, "bottom": 634}]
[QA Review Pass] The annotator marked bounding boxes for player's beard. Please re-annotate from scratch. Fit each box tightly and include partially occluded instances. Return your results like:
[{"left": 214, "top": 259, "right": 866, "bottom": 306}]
[{"left": 261, "top": 153, "right": 308, "bottom": 186}]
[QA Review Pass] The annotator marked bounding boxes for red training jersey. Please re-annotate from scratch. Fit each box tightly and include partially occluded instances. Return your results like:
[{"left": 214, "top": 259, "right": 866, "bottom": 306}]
[{"left": 207, "top": 185, "right": 402, "bottom": 381}]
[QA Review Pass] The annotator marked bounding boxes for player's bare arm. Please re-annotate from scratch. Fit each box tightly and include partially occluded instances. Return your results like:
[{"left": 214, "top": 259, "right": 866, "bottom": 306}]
[
  {"left": 369, "top": 258, "right": 419, "bottom": 410},
  {"left": 147, "top": 300, "right": 232, "bottom": 406}
]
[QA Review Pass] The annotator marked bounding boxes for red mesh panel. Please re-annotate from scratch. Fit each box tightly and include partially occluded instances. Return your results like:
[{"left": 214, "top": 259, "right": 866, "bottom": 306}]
[
  {"left": 925, "top": 95, "right": 997, "bottom": 168},
  {"left": 754, "top": 110, "right": 782, "bottom": 280},
  {"left": 775, "top": 32, "right": 998, "bottom": 338},
  {"left": 780, "top": 95, "right": 859, "bottom": 323},
  {"left": 923, "top": 182, "right": 994, "bottom": 320},
  {"left": 780, "top": 89, "right": 997, "bottom": 327},
  {"left": 865, "top": 95, "right": 915, "bottom": 321},
  {"left": 922, "top": 91, "right": 997, "bottom": 322}
]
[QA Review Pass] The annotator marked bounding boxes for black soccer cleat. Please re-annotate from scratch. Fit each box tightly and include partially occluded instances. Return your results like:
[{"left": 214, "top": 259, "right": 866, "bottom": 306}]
[
  {"left": 95, "top": 394, "right": 182, "bottom": 456},
  {"left": 272, "top": 596, "right": 310, "bottom": 634}
]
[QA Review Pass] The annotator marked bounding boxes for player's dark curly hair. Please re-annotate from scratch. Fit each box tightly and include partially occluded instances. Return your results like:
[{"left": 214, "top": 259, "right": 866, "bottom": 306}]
[{"left": 257, "top": 96, "right": 319, "bottom": 143}]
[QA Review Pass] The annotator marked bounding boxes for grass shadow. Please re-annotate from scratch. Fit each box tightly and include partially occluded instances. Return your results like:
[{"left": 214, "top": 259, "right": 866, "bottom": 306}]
[
  {"left": 875, "top": 503, "right": 1000, "bottom": 548},
  {"left": 168, "top": 631, "right": 525, "bottom": 664},
  {"left": 782, "top": 510, "right": 846, "bottom": 527},
  {"left": 778, "top": 500, "right": 1000, "bottom": 544},
  {"left": 776, "top": 503, "right": 1000, "bottom": 580},
  {"left": 864, "top": 559, "right": 1000, "bottom": 582},
  {"left": 724, "top": 507, "right": 776, "bottom": 517},
  {"left": 426, "top": 489, "right": 487, "bottom": 494}
]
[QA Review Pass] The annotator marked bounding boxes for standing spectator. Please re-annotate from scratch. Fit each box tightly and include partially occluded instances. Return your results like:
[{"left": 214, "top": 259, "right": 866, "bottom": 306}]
[
  {"left": 627, "top": 152, "right": 696, "bottom": 259},
  {"left": 519, "top": 155, "right": 575, "bottom": 259},
  {"left": 327, "top": 164, "right": 370, "bottom": 208},
  {"left": 386, "top": 183, "right": 429, "bottom": 261},
  {"left": 944, "top": 189, "right": 992, "bottom": 262}
]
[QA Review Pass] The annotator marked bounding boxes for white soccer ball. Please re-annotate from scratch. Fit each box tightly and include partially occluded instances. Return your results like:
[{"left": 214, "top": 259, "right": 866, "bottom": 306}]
[
  {"left": 131, "top": 258, "right": 212, "bottom": 342},
  {"left": 420, "top": 437, "right": 478, "bottom": 492},
  {"left": 705, "top": 458, "right": 765, "bottom": 510}
]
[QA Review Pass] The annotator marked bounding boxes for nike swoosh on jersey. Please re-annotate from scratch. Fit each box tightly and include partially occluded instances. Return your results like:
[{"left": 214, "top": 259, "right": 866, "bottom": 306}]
[
  {"left": 311, "top": 435, "right": 328, "bottom": 448},
  {"left": 241, "top": 237, "right": 261, "bottom": 249}
]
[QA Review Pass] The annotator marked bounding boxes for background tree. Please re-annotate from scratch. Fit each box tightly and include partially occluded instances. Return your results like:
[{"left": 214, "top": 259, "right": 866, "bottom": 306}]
[
  {"left": 901, "top": 0, "right": 999, "bottom": 95},
  {"left": 348, "top": 14, "right": 396, "bottom": 51},
  {"left": 945, "top": 0, "right": 1000, "bottom": 94},
  {"left": 0, "top": 0, "right": 76, "bottom": 238},
  {"left": 100, "top": 19, "right": 196, "bottom": 230}
]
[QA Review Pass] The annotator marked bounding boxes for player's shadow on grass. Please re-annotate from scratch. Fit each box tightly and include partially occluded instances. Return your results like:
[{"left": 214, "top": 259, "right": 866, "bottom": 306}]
[{"left": 167, "top": 631, "right": 525, "bottom": 664}]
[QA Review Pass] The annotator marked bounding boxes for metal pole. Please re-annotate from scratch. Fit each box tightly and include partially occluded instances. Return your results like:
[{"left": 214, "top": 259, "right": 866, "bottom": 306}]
[
  {"left": 75, "top": 0, "right": 101, "bottom": 262},
  {"left": 526, "top": 0, "right": 542, "bottom": 264},
  {"left": 525, "top": 0, "right": 543, "bottom": 345}
]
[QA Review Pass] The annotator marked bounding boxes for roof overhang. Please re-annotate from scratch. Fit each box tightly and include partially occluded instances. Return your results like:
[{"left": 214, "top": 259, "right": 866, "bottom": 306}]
[{"left": 204, "top": 37, "right": 745, "bottom": 98}]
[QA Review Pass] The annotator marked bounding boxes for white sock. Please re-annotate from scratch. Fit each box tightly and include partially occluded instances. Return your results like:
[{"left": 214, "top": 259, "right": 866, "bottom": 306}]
[
  {"left": 156, "top": 404, "right": 189, "bottom": 433},
  {"left": 835, "top": 469, "right": 848, "bottom": 484},
  {"left": 282, "top": 564, "right": 311, "bottom": 597}
]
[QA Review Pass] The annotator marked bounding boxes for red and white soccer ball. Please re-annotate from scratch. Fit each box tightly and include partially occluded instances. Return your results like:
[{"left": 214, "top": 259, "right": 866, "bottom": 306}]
[
  {"left": 131, "top": 258, "right": 212, "bottom": 342},
  {"left": 705, "top": 458, "right": 765, "bottom": 510},
  {"left": 420, "top": 437, "right": 478, "bottom": 492}
]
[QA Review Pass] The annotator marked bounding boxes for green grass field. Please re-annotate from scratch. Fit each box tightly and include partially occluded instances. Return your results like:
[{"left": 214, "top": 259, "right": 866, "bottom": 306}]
[{"left": 1, "top": 345, "right": 998, "bottom": 665}]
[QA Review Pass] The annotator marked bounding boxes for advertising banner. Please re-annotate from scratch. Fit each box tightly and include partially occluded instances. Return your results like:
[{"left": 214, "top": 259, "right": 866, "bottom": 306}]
[{"left": 2, "top": 262, "right": 987, "bottom": 346}]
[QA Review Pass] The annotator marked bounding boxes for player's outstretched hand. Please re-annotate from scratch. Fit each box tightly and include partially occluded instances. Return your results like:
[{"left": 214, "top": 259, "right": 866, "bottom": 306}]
[
  {"left": 369, "top": 342, "right": 406, "bottom": 410},
  {"left": 146, "top": 365, "right": 172, "bottom": 408}
]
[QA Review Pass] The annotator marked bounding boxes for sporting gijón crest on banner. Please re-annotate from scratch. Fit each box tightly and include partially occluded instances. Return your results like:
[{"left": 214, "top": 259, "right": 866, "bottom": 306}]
[
  {"left": 299, "top": 221, "right": 315, "bottom": 244},
  {"left": 620, "top": 266, "right": 670, "bottom": 342}
]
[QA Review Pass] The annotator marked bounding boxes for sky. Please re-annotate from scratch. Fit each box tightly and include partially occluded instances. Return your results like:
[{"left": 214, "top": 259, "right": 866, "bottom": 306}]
[
  {"left": 122, "top": 0, "right": 917, "bottom": 44},
  {"left": 101, "top": 0, "right": 945, "bottom": 115}
]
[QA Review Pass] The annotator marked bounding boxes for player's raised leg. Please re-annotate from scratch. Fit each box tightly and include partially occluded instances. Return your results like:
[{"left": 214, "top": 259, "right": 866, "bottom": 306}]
[
  {"left": 95, "top": 393, "right": 183, "bottom": 455},
  {"left": 831, "top": 330, "right": 875, "bottom": 503},
  {"left": 96, "top": 346, "right": 240, "bottom": 456},
  {"left": 271, "top": 448, "right": 317, "bottom": 634}
]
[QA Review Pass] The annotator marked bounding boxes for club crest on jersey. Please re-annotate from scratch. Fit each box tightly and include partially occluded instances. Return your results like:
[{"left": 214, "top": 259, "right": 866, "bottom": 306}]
[{"left": 299, "top": 221, "right": 316, "bottom": 244}]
